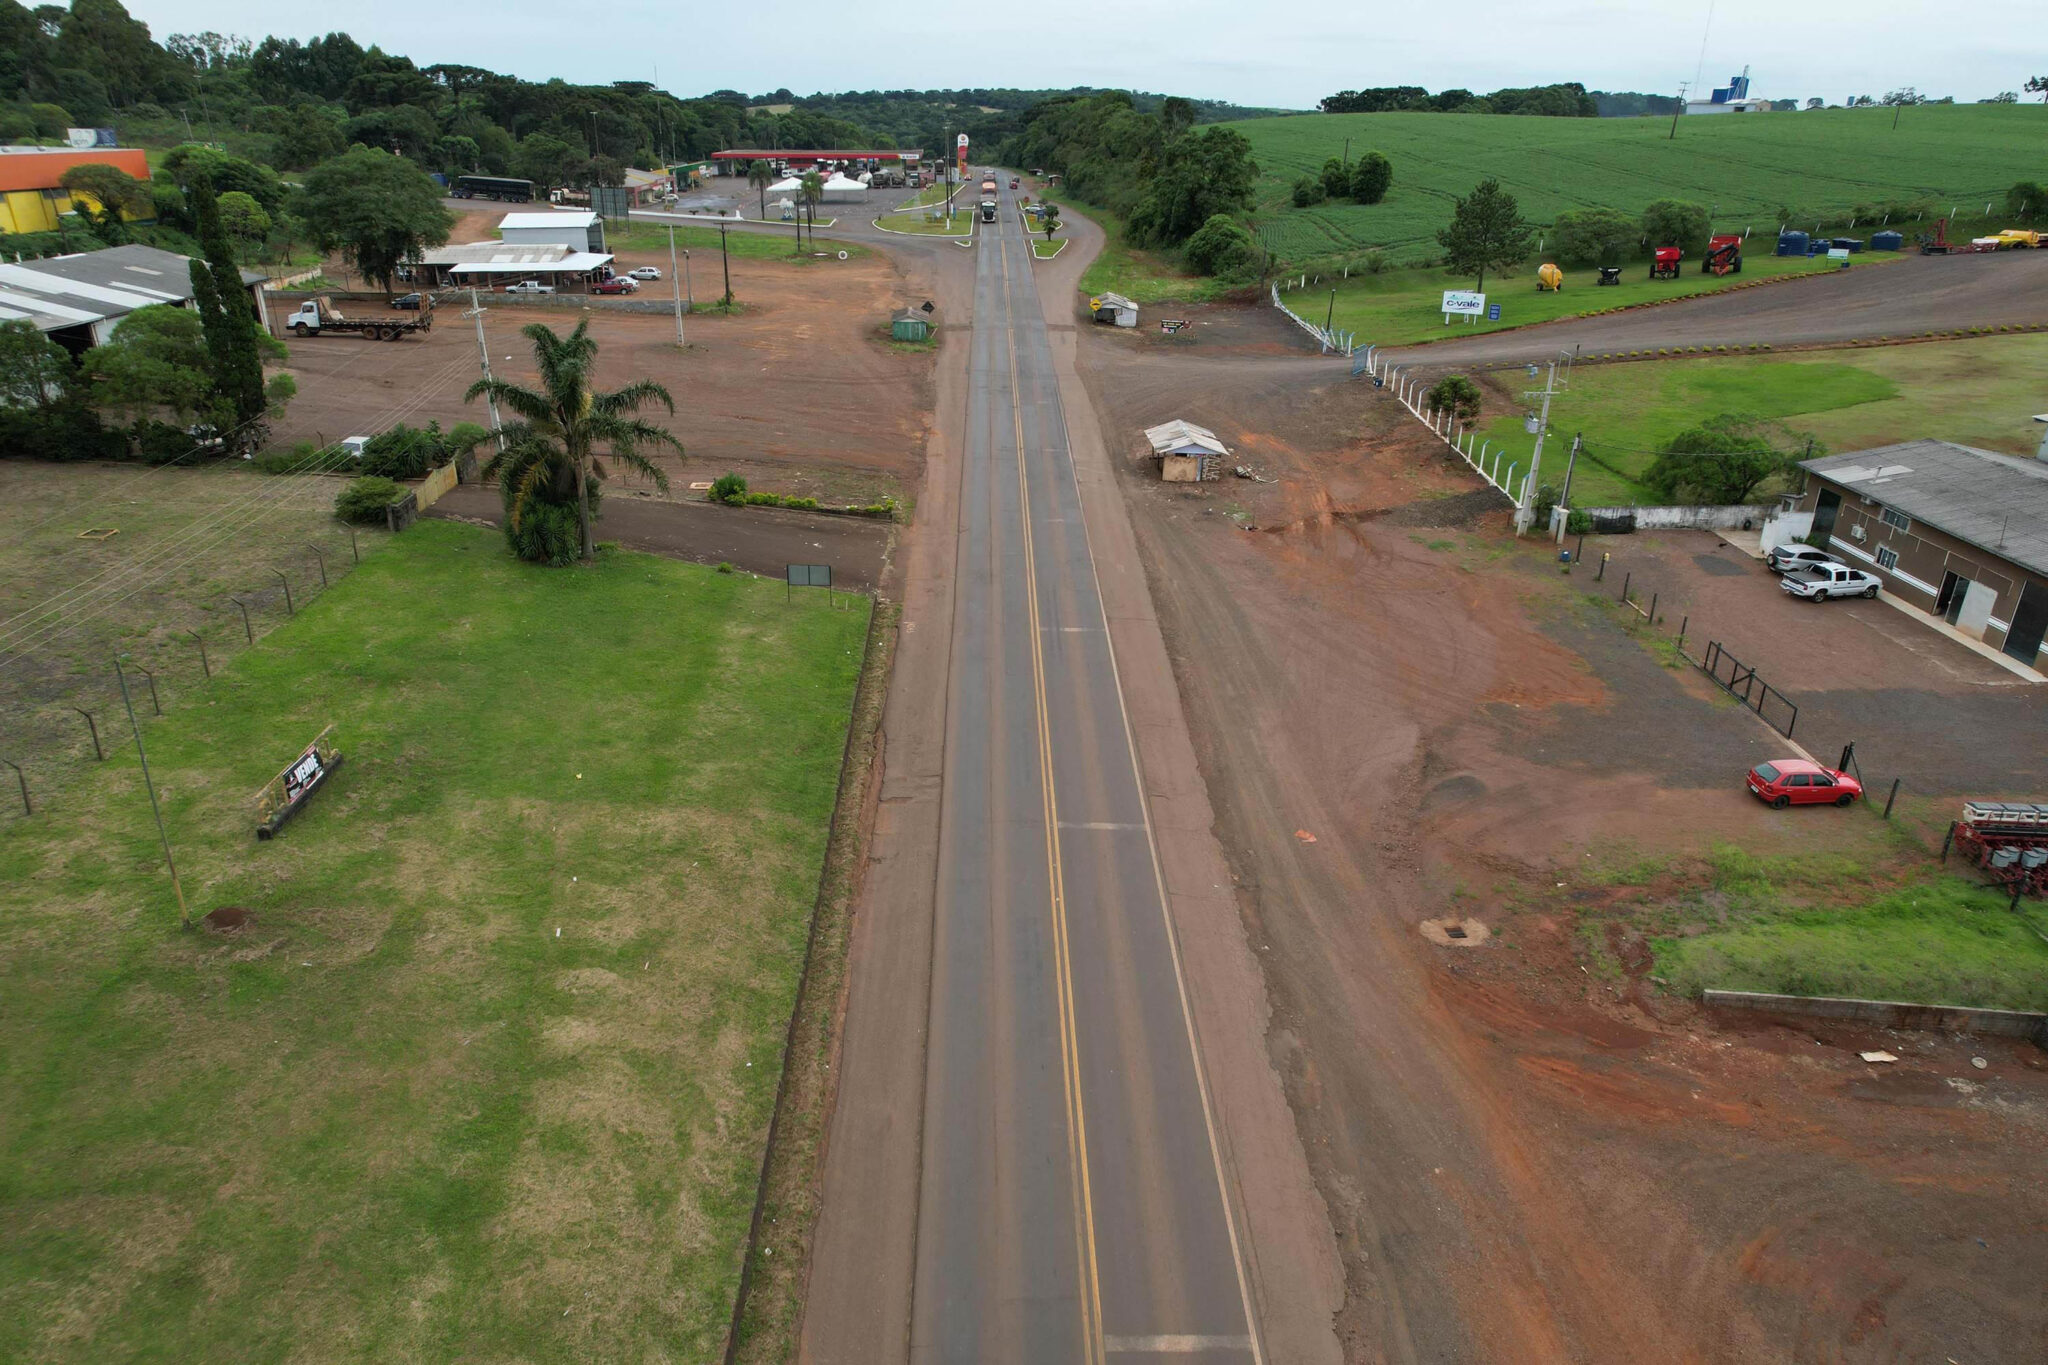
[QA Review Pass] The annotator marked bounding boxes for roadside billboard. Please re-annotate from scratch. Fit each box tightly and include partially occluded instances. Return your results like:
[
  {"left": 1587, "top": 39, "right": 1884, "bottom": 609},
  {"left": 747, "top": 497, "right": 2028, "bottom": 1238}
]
[{"left": 1440, "top": 290, "right": 1486, "bottom": 317}]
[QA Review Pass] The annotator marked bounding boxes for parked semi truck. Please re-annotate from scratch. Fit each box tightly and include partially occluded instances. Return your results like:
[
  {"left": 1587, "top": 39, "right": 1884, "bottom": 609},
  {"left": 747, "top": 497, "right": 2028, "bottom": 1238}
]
[
  {"left": 979, "top": 198, "right": 997, "bottom": 223},
  {"left": 284, "top": 297, "right": 434, "bottom": 341}
]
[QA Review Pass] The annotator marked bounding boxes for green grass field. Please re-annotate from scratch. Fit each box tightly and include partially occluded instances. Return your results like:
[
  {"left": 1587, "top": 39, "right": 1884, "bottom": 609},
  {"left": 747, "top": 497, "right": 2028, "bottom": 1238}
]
[
  {"left": 1227, "top": 104, "right": 2048, "bottom": 264},
  {"left": 875, "top": 208, "right": 976, "bottom": 237},
  {"left": 606, "top": 218, "right": 866, "bottom": 259},
  {"left": 1640, "top": 846, "right": 2048, "bottom": 1011},
  {"left": 1299, "top": 248, "right": 1880, "bottom": 346},
  {"left": 0, "top": 520, "right": 868, "bottom": 1361},
  {"left": 1467, "top": 333, "right": 2048, "bottom": 505}
]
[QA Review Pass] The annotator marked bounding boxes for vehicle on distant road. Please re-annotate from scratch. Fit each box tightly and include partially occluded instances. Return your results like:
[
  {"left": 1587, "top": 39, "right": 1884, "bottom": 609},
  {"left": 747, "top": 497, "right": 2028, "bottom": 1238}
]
[
  {"left": 1765, "top": 544, "right": 1844, "bottom": 574},
  {"left": 451, "top": 175, "right": 535, "bottom": 203},
  {"left": 627, "top": 266, "right": 662, "bottom": 281},
  {"left": 1781, "top": 563, "right": 1882, "bottom": 600},
  {"left": 591, "top": 276, "right": 638, "bottom": 294},
  {"left": 502, "top": 280, "right": 554, "bottom": 295},
  {"left": 1746, "top": 759, "right": 1862, "bottom": 808},
  {"left": 1010, "top": 177, "right": 1019, "bottom": 189},
  {"left": 388, "top": 292, "right": 424, "bottom": 310},
  {"left": 979, "top": 198, "right": 997, "bottom": 223}
]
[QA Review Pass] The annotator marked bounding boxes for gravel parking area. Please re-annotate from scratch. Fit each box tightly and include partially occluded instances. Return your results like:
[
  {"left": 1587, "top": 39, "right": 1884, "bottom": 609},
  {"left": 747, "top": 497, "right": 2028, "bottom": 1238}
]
[{"left": 1566, "top": 529, "right": 2048, "bottom": 794}]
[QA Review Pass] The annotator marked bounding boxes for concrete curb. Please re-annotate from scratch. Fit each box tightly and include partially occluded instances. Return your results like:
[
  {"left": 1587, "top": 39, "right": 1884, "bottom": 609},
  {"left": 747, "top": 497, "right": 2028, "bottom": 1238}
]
[
  {"left": 869, "top": 214, "right": 974, "bottom": 243},
  {"left": 1704, "top": 988, "right": 2048, "bottom": 1045}
]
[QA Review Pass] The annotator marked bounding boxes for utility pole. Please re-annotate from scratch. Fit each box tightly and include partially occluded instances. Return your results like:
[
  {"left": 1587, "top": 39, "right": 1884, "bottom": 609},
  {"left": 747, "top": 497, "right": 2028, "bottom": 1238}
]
[
  {"left": 115, "top": 658, "right": 189, "bottom": 930},
  {"left": 667, "top": 224, "right": 685, "bottom": 348},
  {"left": 1515, "top": 360, "right": 1560, "bottom": 536},
  {"left": 1556, "top": 434, "right": 1583, "bottom": 540},
  {"left": 466, "top": 288, "right": 505, "bottom": 453},
  {"left": 718, "top": 221, "right": 732, "bottom": 307},
  {"left": 1669, "top": 83, "right": 1689, "bottom": 139}
]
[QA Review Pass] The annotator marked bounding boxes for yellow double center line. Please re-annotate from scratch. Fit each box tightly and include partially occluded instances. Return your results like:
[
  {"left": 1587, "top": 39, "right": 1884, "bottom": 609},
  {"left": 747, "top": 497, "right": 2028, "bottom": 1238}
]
[{"left": 999, "top": 215, "right": 1107, "bottom": 1365}]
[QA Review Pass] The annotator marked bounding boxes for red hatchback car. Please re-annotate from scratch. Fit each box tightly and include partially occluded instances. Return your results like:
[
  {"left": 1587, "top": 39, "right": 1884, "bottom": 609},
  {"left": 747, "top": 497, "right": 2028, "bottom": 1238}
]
[
  {"left": 1746, "top": 759, "right": 1862, "bottom": 808},
  {"left": 591, "top": 276, "right": 638, "bottom": 295}
]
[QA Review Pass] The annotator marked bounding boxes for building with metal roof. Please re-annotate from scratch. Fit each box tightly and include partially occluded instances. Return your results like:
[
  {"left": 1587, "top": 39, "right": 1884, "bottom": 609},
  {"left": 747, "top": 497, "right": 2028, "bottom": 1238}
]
[
  {"left": 0, "top": 243, "right": 268, "bottom": 354},
  {"left": 0, "top": 146, "right": 154, "bottom": 234},
  {"left": 1797, "top": 439, "right": 2048, "bottom": 667},
  {"left": 1143, "top": 419, "right": 1228, "bottom": 482},
  {"left": 405, "top": 241, "right": 615, "bottom": 290},
  {"left": 498, "top": 210, "right": 606, "bottom": 253}
]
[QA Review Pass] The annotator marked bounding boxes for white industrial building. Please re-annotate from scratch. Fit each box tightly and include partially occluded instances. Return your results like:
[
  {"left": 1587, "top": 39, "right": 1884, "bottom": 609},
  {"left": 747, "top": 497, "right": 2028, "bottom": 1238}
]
[
  {"left": 498, "top": 209, "right": 607, "bottom": 253},
  {"left": 404, "top": 241, "right": 615, "bottom": 291}
]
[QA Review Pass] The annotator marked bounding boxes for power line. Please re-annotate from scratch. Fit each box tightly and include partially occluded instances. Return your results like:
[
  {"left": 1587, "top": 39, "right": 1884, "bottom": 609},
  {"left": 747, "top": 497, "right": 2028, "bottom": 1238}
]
[{"left": 0, "top": 351, "right": 476, "bottom": 670}]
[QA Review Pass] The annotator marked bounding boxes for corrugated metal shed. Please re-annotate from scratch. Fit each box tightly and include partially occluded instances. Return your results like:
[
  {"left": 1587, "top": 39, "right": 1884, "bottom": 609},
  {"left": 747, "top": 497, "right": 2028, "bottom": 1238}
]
[
  {"left": 1144, "top": 419, "right": 1229, "bottom": 459},
  {"left": 1802, "top": 440, "right": 2048, "bottom": 579},
  {"left": 0, "top": 244, "right": 262, "bottom": 339}
]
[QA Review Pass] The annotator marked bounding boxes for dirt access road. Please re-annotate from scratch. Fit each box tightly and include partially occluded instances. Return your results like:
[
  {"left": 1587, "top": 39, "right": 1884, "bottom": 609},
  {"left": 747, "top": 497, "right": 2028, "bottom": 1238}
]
[
  {"left": 1374, "top": 248, "right": 2048, "bottom": 367},
  {"left": 1069, "top": 273, "right": 2048, "bottom": 1360}
]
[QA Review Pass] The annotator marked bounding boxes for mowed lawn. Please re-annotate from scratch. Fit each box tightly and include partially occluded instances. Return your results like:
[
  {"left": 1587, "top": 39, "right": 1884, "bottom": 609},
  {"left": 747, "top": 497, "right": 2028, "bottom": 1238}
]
[
  {"left": 0, "top": 520, "right": 868, "bottom": 1362},
  {"left": 1301, "top": 247, "right": 1874, "bottom": 346},
  {"left": 1230, "top": 103, "right": 2048, "bottom": 262},
  {"left": 1468, "top": 333, "right": 2048, "bottom": 506}
]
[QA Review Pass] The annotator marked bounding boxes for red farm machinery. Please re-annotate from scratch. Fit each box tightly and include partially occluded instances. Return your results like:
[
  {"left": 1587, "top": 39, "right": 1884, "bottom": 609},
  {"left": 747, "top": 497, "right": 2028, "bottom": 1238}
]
[
  {"left": 1702, "top": 234, "right": 1743, "bottom": 275},
  {"left": 1649, "top": 246, "right": 1683, "bottom": 280},
  {"left": 1943, "top": 801, "right": 2048, "bottom": 902}
]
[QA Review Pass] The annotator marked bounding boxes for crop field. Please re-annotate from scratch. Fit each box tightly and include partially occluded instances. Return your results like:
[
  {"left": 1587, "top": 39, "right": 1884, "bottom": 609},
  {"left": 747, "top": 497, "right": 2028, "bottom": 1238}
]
[
  {"left": 0, "top": 520, "right": 868, "bottom": 1362},
  {"left": 1467, "top": 333, "right": 2048, "bottom": 506},
  {"left": 1228, "top": 104, "right": 2048, "bottom": 263}
]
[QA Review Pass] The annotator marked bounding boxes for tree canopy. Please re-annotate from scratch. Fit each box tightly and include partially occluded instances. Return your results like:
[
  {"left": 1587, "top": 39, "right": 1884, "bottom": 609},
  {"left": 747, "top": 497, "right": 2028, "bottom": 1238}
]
[
  {"left": 1642, "top": 415, "right": 1807, "bottom": 505},
  {"left": 81, "top": 304, "right": 215, "bottom": 424},
  {"left": 300, "top": 145, "right": 455, "bottom": 292},
  {"left": 1436, "top": 178, "right": 1533, "bottom": 291}
]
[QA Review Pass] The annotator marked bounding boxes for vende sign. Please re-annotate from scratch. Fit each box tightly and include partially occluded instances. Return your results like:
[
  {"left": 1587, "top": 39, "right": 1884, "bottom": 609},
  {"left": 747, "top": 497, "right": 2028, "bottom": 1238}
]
[{"left": 1440, "top": 290, "right": 1486, "bottom": 317}]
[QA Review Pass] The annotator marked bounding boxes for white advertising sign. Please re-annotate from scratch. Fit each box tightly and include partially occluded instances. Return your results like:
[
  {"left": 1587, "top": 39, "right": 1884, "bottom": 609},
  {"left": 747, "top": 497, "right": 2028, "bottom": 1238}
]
[
  {"left": 1440, "top": 290, "right": 1486, "bottom": 317},
  {"left": 956, "top": 133, "right": 969, "bottom": 148}
]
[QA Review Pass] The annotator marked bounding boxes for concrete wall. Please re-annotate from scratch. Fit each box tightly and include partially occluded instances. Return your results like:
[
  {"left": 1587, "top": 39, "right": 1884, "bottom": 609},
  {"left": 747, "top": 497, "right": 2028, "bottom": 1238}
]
[
  {"left": 1578, "top": 503, "right": 1768, "bottom": 531},
  {"left": 414, "top": 461, "right": 460, "bottom": 511},
  {"left": 1759, "top": 509, "right": 1813, "bottom": 555},
  {"left": 1705, "top": 989, "right": 2048, "bottom": 1044}
]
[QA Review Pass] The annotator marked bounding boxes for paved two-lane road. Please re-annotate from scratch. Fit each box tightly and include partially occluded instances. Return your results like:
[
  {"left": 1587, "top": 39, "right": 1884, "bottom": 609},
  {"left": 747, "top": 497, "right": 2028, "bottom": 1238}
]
[{"left": 907, "top": 184, "right": 1262, "bottom": 1363}]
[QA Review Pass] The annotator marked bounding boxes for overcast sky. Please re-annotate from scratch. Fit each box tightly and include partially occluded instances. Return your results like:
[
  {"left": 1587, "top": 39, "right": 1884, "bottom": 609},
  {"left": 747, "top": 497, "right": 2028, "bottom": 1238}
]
[{"left": 131, "top": 0, "right": 2046, "bottom": 109}]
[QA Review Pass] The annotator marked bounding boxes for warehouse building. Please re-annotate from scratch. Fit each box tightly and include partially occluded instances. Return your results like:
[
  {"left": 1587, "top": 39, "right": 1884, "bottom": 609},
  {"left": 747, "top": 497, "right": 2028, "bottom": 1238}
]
[
  {"left": 0, "top": 146, "right": 154, "bottom": 235},
  {"left": 1797, "top": 440, "right": 2048, "bottom": 668},
  {"left": 0, "top": 243, "right": 267, "bottom": 355},
  {"left": 498, "top": 209, "right": 607, "bottom": 253},
  {"left": 403, "top": 241, "right": 615, "bottom": 291}
]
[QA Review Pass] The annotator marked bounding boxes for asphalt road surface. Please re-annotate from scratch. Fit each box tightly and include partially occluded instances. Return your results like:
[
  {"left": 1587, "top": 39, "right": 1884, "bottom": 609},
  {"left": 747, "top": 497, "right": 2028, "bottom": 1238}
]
[{"left": 908, "top": 185, "right": 1261, "bottom": 1363}]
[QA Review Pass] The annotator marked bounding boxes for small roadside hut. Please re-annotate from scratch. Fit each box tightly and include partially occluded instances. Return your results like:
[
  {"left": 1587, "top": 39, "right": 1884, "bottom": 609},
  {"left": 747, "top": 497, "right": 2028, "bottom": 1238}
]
[
  {"left": 891, "top": 307, "right": 932, "bottom": 342},
  {"left": 1144, "top": 419, "right": 1228, "bottom": 482},
  {"left": 1090, "top": 292, "right": 1139, "bottom": 327}
]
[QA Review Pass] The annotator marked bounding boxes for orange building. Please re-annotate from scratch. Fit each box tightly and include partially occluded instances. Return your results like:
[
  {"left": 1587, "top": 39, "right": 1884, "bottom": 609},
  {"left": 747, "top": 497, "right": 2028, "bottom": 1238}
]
[{"left": 0, "top": 147, "right": 155, "bottom": 235}]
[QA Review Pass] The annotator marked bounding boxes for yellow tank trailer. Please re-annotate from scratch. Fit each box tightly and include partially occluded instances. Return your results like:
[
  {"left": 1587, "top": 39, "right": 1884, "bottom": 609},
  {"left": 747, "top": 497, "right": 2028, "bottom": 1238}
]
[{"left": 1536, "top": 263, "right": 1564, "bottom": 291}]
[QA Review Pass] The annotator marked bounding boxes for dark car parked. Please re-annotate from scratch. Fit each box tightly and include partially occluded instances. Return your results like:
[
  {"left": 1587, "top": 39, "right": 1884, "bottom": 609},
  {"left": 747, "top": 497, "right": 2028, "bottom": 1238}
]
[{"left": 388, "top": 292, "right": 424, "bottom": 310}]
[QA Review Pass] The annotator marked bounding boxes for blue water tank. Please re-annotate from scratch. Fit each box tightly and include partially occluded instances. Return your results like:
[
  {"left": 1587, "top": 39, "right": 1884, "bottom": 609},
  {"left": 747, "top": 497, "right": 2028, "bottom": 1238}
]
[
  {"left": 1777, "top": 230, "right": 1809, "bottom": 256},
  {"left": 1832, "top": 237, "right": 1865, "bottom": 253},
  {"left": 1871, "top": 230, "right": 1903, "bottom": 251}
]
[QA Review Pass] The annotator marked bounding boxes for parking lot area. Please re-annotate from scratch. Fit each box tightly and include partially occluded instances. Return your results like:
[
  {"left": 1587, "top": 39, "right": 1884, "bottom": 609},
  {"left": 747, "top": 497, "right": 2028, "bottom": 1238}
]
[{"left": 1573, "top": 529, "right": 2048, "bottom": 795}]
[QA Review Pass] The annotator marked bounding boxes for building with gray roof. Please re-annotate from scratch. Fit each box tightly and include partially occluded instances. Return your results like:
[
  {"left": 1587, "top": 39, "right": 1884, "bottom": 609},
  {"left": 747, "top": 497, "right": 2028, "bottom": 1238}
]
[
  {"left": 1797, "top": 439, "right": 2048, "bottom": 667},
  {"left": 0, "top": 244, "right": 269, "bottom": 355}
]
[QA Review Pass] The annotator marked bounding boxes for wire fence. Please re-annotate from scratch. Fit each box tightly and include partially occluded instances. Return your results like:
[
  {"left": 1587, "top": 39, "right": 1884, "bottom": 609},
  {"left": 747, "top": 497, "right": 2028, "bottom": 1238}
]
[{"left": 0, "top": 515, "right": 385, "bottom": 819}]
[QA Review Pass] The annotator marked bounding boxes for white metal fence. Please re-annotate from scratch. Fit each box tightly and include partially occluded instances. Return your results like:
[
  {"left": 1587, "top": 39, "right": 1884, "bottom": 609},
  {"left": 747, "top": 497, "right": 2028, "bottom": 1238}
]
[
  {"left": 1351, "top": 345, "right": 1526, "bottom": 508},
  {"left": 1270, "top": 281, "right": 1355, "bottom": 355}
]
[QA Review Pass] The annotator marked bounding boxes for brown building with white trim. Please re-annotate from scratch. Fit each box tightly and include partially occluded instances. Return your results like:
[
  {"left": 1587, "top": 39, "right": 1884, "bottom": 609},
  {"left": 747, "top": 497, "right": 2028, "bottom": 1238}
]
[{"left": 1797, "top": 440, "right": 2048, "bottom": 669}]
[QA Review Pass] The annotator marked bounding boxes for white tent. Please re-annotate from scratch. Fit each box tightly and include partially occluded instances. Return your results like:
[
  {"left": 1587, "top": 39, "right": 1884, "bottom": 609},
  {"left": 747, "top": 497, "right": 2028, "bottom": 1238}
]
[
  {"left": 766, "top": 176, "right": 803, "bottom": 194},
  {"left": 821, "top": 173, "right": 867, "bottom": 202}
]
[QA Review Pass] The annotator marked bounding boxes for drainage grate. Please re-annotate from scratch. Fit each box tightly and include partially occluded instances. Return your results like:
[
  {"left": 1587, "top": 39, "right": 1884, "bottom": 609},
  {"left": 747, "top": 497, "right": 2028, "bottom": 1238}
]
[{"left": 1443, "top": 924, "right": 1468, "bottom": 940}]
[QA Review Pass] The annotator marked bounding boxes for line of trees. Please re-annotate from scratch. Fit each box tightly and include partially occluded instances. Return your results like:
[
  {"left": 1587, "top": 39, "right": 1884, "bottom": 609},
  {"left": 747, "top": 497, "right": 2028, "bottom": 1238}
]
[
  {"left": 1000, "top": 91, "right": 1262, "bottom": 281},
  {"left": 1319, "top": 83, "right": 1597, "bottom": 117}
]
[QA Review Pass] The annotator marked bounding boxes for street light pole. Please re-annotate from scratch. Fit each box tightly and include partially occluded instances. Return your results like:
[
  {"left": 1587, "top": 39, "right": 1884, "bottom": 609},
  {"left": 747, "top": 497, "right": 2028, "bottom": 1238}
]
[
  {"left": 667, "top": 224, "right": 685, "bottom": 348},
  {"left": 466, "top": 287, "right": 505, "bottom": 453}
]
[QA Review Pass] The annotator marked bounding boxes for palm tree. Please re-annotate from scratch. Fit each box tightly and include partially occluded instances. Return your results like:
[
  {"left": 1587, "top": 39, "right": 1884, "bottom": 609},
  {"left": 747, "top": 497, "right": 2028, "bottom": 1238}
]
[
  {"left": 747, "top": 158, "right": 775, "bottom": 221},
  {"left": 464, "top": 319, "right": 680, "bottom": 564},
  {"left": 1041, "top": 203, "right": 1061, "bottom": 245},
  {"left": 799, "top": 171, "right": 824, "bottom": 246}
]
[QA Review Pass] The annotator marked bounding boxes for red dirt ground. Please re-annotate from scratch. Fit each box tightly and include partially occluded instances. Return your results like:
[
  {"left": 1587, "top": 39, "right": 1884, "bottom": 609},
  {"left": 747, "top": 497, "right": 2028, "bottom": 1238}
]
[
  {"left": 276, "top": 235, "right": 939, "bottom": 510},
  {"left": 1073, "top": 319, "right": 2048, "bottom": 1362}
]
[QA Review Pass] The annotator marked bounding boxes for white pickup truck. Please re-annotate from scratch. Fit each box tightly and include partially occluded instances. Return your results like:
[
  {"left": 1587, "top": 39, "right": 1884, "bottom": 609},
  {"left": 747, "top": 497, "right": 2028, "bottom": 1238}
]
[
  {"left": 1782, "top": 563, "right": 1882, "bottom": 600},
  {"left": 502, "top": 279, "right": 554, "bottom": 295}
]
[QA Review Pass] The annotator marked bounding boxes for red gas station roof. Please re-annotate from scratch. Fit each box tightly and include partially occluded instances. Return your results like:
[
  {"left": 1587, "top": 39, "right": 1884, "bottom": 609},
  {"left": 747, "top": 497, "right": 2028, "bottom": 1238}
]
[{"left": 710, "top": 149, "right": 910, "bottom": 160}]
